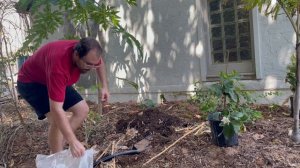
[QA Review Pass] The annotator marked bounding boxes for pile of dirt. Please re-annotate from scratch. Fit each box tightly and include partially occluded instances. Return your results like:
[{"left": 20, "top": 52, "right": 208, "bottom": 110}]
[{"left": 115, "top": 108, "right": 187, "bottom": 146}]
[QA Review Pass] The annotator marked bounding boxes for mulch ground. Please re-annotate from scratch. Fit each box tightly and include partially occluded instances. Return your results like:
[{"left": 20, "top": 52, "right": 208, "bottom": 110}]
[{"left": 0, "top": 100, "right": 300, "bottom": 168}]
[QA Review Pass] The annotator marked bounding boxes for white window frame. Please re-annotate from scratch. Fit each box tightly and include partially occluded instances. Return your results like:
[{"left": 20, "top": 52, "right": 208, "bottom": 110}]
[{"left": 199, "top": 3, "right": 262, "bottom": 81}]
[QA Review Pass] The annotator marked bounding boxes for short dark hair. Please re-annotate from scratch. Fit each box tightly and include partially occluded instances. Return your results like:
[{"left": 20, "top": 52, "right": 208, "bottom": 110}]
[{"left": 74, "top": 37, "right": 103, "bottom": 58}]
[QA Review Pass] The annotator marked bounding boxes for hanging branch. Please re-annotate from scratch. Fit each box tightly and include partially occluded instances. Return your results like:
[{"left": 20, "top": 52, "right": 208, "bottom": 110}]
[
  {"left": 0, "top": 0, "right": 30, "bottom": 125},
  {"left": 277, "top": 0, "right": 298, "bottom": 36},
  {"left": 0, "top": 30, "right": 25, "bottom": 125}
]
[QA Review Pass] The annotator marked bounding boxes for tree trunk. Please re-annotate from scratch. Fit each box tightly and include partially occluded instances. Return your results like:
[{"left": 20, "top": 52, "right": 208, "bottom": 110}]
[{"left": 292, "top": 43, "right": 300, "bottom": 142}]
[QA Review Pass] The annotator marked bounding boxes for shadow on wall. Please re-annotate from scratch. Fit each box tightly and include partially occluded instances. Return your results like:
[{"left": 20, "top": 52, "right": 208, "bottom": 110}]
[{"left": 105, "top": 0, "right": 209, "bottom": 102}]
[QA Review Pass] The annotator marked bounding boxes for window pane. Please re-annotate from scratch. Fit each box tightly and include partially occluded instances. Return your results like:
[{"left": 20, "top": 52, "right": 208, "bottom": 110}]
[
  {"left": 239, "top": 22, "right": 250, "bottom": 34},
  {"left": 210, "top": 0, "right": 220, "bottom": 12},
  {"left": 240, "top": 36, "right": 250, "bottom": 48},
  {"left": 223, "top": 10, "right": 235, "bottom": 23},
  {"left": 226, "top": 37, "right": 236, "bottom": 49},
  {"left": 228, "top": 51, "right": 238, "bottom": 62},
  {"left": 212, "top": 27, "right": 222, "bottom": 38},
  {"left": 225, "top": 24, "right": 235, "bottom": 36},
  {"left": 223, "top": 0, "right": 234, "bottom": 10},
  {"left": 211, "top": 13, "right": 221, "bottom": 24},
  {"left": 240, "top": 50, "right": 252, "bottom": 60},
  {"left": 208, "top": 0, "right": 254, "bottom": 76},
  {"left": 214, "top": 52, "right": 224, "bottom": 63},
  {"left": 213, "top": 40, "right": 223, "bottom": 51},
  {"left": 238, "top": 9, "right": 249, "bottom": 20}
]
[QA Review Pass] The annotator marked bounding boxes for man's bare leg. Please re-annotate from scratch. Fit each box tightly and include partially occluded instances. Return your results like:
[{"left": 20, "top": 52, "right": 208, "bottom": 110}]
[
  {"left": 47, "top": 118, "right": 64, "bottom": 153},
  {"left": 46, "top": 100, "right": 89, "bottom": 154}
]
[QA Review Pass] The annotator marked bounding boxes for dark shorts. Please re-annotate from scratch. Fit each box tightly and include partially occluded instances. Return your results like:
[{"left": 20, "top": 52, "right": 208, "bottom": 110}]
[{"left": 17, "top": 81, "right": 83, "bottom": 120}]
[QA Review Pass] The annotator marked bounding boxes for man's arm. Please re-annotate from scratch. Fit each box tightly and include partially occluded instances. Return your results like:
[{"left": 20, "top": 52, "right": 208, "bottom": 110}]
[
  {"left": 96, "top": 57, "right": 109, "bottom": 102},
  {"left": 49, "top": 99, "right": 85, "bottom": 157}
]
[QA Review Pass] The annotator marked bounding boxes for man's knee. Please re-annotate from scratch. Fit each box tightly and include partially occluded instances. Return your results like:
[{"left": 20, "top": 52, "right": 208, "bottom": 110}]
[
  {"left": 79, "top": 102, "right": 89, "bottom": 118},
  {"left": 69, "top": 100, "right": 89, "bottom": 119}
]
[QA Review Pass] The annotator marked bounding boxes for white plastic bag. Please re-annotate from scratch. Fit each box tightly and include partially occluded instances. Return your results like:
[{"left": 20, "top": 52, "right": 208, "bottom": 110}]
[{"left": 36, "top": 149, "right": 94, "bottom": 168}]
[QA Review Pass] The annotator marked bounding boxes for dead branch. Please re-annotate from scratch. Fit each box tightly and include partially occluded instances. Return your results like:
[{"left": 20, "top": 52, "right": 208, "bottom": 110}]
[
  {"left": 95, "top": 142, "right": 112, "bottom": 164},
  {"left": 1, "top": 125, "right": 22, "bottom": 165},
  {"left": 143, "top": 123, "right": 206, "bottom": 166}
]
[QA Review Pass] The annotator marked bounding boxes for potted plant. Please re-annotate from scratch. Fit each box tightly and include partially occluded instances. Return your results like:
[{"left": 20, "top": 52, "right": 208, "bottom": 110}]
[
  {"left": 192, "top": 70, "right": 262, "bottom": 147},
  {"left": 285, "top": 54, "right": 296, "bottom": 117}
]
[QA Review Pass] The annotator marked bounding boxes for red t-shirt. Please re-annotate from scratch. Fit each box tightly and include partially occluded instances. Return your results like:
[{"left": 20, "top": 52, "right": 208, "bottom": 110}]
[{"left": 18, "top": 40, "right": 81, "bottom": 102}]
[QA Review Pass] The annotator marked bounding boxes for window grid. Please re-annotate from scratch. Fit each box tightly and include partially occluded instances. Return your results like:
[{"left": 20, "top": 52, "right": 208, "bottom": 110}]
[{"left": 208, "top": 0, "right": 252, "bottom": 64}]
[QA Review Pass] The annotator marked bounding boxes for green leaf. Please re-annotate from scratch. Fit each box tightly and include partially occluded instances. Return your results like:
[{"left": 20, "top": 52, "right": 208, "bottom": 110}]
[
  {"left": 251, "top": 110, "right": 263, "bottom": 120},
  {"left": 231, "top": 112, "right": 244, "bottom": 120},
  {"left": 125, "top": 0, "right": 137, "bottom": 6},
  {"left": 227, "top": 89, "right": 238, "bottom": 102},
  {"left": 19, "top": 0, "right": 142, "bottom": 59},
  {"left": 116, "top": 77, "right": 139, "bottom": 91},
  {"left": 223, "top": 124, "right": 235, "bottom": 138},
  {"left": 210, "top": 84, "right": 222, "bottom": 97},
  {"left": 142, "top": 99, "right": 156, "bottom": 109},
  {"left": 239, "top": 114, "right": 249, "bottom": 122},
  {"left": 232, "top": 122, "right": 242, "bottom": 133}
]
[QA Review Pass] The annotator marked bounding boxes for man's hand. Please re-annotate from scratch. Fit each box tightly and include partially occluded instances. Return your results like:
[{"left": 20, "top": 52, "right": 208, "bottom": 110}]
[
  {"left": 101, "top": 87, "right": 109, "bottom": 102},
  {"left": 69, "top": 139, "right": 86, "bottom": 157},
  {"left": 96, "top": 56, "right": 109, "bottom": 102},
  {"left": 49, "top": 99, "right": 85, "bottom": 157}
]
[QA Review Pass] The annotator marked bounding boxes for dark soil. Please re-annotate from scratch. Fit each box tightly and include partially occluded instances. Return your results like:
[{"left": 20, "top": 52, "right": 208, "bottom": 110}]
[
  {"left": 1, "top": 100, "right": 300, "bottom": 168},
  {"left": 115, "top": 108, "right": 187, "bottom": 147}
]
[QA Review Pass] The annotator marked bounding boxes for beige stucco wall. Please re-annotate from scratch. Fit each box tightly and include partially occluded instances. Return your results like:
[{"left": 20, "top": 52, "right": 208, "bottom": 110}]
[
  {"left": 42, "top": 1, "right": 295, "bottom": 105},
  {"left": 97, "top": 1, "right": 293, "bottom": 105}
]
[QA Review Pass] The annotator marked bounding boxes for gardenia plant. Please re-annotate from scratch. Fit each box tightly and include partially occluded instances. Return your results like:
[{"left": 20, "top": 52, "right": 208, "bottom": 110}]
[{"left": 192, "top": 70, "right": 262, "bottom": 138}]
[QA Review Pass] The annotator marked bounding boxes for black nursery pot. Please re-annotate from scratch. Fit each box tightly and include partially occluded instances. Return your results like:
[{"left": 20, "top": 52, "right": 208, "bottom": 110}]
[{"left": 209, "top": 120, "right": 238, "bottom": 147}]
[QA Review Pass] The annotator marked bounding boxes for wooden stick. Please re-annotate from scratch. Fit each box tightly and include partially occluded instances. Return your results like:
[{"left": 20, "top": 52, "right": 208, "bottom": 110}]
[
  {"left": 175, "top": 125, "right": 198, "bottom": 132},
  {"left": 194, "top": 126, "right": 210, "bottom": 136},
  {"left": 143, "top": 123, "right": 205, "bottom": 166},
  {"left": 95, "top": 142, "right": 112, "bottom": 163},
  {"left": 115, "top": 135, "right": 125, "bottom": 147}
]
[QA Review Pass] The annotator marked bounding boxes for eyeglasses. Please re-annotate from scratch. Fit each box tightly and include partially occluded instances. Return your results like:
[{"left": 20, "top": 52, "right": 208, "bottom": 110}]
[{"left": 81, "top": 59, "right": 101, "bottom": 69}]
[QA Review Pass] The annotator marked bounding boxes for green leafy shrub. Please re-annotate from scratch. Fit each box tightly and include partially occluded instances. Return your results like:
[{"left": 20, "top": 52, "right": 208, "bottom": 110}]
[
  {"left": 192, "top": 70, "right": 262, "bottom": 138},
  {"left": 140, "top": 99, "right": 156, "bottom": 109},
  {"left": 286, "top": 54, "right": 296, "bottom": 92}
]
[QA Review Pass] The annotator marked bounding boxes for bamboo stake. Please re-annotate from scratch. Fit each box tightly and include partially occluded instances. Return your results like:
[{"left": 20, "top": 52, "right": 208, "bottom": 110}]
[
  {"left": 175, "top": 125, "right": 198, "bottom": 132},
  {"left": 143, "top": 123, "right": 205, "bottom": 166},
  {"left": 112, "top": 140, "right": 116, "bottom": 168},
  {"left": 94, "top": 142, "right": 112, "bottom": 164},
  {"left": 194, "top": 127, "right": 204, "bottom": 136}
]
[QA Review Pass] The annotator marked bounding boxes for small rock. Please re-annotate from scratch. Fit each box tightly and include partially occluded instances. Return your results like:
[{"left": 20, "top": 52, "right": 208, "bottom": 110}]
[
  {"left": 256, "top": 157, "right": 265, "bottom": 166},
  {"left": 126, "top": 128, "right": 138, "bottom": 138},
  {"left": 224, "top": 148, "right": 238, "bottom": 156},
  {"left": 118, "top": 145, "right": 129, "bottom": 150},
  {"left": 181, "top": 148, "right": 189, "bottom": 156},
  {"left": 252, "top": 133, "right": 264, "bottom": 140},
  {"left": 288, "top": 129, "right": 293, "bottom": 137}
]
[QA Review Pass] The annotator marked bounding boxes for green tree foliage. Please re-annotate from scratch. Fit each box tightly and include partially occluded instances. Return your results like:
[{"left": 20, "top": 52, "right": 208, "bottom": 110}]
[
  {"left": 16, "top": 0, "right": 143, "bottom": 57},
  {"left": 243, "top": 0, "right": 299, "bottom": 37}
]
